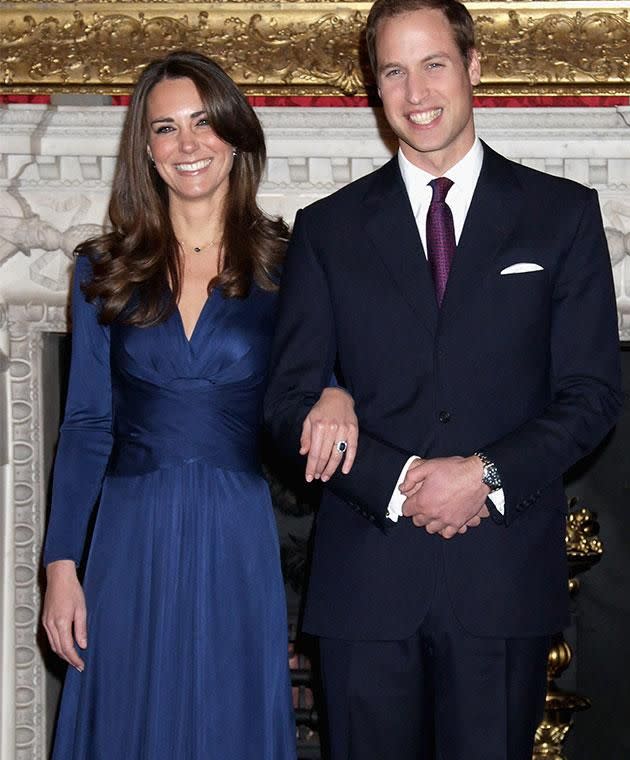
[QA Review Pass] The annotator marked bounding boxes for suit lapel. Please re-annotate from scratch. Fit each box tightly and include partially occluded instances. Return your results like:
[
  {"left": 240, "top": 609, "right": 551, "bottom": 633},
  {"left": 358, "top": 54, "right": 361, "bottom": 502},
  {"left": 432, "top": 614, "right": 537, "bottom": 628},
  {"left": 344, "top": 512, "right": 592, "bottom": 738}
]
[
  {"left": 441, "top": 143, "right": 524, "bottom": 317},
  {"left": 363, "top": 158, "right": 438, "bottom": 336}
]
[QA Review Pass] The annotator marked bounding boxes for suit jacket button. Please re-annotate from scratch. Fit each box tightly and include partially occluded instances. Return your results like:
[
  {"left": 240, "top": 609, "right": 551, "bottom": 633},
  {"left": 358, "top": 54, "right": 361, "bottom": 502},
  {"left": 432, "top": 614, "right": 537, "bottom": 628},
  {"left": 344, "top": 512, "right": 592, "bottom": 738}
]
[{"left": 438, "top": 410, "right": 451, "bottom": 423}]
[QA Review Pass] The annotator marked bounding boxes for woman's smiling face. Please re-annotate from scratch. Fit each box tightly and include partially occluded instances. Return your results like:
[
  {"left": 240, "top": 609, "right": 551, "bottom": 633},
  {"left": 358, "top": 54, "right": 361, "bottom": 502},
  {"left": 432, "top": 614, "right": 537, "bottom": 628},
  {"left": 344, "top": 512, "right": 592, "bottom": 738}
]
[{"left": 146, "top": 76, "right": 234, "bottom": 207}]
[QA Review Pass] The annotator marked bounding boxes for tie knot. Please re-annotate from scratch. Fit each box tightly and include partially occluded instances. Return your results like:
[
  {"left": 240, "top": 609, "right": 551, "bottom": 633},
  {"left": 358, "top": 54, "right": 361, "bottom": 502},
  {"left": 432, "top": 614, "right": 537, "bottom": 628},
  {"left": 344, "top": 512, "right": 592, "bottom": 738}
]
[{"left": 429, "top": 176, "right": 453, "bottom": 203}]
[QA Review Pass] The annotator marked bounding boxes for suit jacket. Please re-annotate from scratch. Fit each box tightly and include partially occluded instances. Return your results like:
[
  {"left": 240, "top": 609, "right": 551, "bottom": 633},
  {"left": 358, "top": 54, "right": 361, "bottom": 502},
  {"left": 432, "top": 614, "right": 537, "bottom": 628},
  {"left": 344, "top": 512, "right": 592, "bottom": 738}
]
[{"left": 264, "top": 142, "right": 622, "bottom": 640}]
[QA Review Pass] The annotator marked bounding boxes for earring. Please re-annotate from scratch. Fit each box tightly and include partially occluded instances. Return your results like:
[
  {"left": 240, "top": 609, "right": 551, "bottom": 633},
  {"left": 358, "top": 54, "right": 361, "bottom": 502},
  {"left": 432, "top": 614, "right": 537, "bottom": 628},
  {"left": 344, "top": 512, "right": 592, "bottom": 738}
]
[
  {"left": 147, "top": 148, "right": 155, "bottom": 167},
  {"left": 232, "top": 149, "right": 238, "bottom": 157}
]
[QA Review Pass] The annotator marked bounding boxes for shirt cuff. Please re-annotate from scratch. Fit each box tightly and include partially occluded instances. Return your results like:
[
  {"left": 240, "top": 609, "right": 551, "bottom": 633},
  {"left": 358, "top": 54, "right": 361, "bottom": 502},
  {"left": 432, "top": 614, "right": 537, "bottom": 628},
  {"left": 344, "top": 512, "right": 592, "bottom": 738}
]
[
  {"left": 487, "top": 488, "right": 505, "bottom": 515},
  {"left": 386, "top": 456, "right": 421, "bottom": 522}
]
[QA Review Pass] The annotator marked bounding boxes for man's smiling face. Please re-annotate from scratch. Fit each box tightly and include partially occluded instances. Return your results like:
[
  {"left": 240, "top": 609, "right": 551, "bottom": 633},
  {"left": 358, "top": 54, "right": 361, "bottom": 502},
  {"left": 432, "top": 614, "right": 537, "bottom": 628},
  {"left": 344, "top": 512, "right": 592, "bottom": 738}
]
[{"left": 376, "top": 7, "right": 480, "bottom": 175}]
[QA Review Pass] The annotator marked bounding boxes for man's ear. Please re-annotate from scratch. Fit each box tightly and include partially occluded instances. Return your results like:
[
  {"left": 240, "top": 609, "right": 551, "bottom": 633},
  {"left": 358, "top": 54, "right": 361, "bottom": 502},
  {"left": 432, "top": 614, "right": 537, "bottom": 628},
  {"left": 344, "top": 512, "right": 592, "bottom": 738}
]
[{"left": 468, "top": 49, "right": 481, "bottom": 86}]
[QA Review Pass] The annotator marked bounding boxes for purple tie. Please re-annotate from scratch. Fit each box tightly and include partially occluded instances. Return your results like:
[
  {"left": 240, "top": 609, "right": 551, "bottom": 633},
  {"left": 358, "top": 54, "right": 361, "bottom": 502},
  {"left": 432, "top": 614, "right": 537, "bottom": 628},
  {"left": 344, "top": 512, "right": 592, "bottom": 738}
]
[{"left": 426, "top": 177, "right": 455, "bottom": 306}]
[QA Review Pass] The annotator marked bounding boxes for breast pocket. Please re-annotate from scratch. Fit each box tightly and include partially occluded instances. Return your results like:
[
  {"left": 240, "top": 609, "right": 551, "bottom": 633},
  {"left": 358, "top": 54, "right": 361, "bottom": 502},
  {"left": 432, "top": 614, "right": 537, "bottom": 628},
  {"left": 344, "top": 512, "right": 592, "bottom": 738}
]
[
  {"left": 494, "top": 266, "right": 549, "bottom": 295},
  {"left": 489, "top": 267, "right": 551, "bottom": 337}
]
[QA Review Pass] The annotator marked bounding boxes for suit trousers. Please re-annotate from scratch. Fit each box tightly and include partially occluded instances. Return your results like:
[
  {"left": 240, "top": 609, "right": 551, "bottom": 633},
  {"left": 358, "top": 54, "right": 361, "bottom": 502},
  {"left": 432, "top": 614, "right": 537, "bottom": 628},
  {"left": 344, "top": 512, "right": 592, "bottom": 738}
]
[{"left": 318, "top": 552, "right": 550, "bottom": 760}]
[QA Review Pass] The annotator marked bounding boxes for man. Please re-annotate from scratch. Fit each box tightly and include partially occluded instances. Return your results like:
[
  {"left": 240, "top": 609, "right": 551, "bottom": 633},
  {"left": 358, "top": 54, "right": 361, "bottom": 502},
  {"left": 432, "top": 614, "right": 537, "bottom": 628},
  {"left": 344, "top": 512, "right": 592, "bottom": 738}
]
[{"left": 264, "top": 0, "right": 623, "bottom": 757}]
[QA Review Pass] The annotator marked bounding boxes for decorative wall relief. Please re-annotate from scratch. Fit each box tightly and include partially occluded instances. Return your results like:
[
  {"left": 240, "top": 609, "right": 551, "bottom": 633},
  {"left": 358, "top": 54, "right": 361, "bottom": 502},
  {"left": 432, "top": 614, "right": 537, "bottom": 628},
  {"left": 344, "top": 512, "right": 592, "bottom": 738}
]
[
  {"left": 0, "top": 195, "right": 101, "bottom": 302},
  {"left": 475, "top": 6, "right": 630, "bottom": 91},
  {"left": 604, "top": 199, "right": 630, "bottom": 334},
  {"left": 2, "top": 1, "right": 630, "bottom": 96},
  {"left": 0, "top": 190, "right": 101, "bottom": 290}
]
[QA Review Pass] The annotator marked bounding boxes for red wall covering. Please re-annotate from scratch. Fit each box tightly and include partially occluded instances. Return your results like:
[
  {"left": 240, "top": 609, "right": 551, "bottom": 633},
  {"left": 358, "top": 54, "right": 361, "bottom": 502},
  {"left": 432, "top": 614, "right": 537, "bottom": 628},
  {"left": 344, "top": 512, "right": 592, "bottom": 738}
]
[{"left": 0, "top": 94, "right": 52, "bottom": 103}]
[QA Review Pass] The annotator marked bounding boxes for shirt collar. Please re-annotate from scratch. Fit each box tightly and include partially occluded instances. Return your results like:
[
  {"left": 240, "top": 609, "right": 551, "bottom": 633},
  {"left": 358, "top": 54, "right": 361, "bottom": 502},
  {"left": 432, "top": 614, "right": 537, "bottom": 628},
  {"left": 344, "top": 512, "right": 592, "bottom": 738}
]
[{"left": 398, "top": 137, "right": 484, "bottom": 212}]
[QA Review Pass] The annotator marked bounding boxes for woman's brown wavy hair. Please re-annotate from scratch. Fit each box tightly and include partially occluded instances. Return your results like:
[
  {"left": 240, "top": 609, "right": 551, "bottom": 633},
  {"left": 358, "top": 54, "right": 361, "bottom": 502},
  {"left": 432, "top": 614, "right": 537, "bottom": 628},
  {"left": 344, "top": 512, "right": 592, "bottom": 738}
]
[{"left": 80, "top": 50, "right": 288, "bottom": 325}]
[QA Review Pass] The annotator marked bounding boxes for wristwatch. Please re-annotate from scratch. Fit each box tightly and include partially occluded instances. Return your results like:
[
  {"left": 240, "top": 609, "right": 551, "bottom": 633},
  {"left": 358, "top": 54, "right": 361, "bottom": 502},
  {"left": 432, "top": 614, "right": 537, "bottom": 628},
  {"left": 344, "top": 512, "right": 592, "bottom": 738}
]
[{"left": 475, "top": 451, "right": 502, "bottom": 492}]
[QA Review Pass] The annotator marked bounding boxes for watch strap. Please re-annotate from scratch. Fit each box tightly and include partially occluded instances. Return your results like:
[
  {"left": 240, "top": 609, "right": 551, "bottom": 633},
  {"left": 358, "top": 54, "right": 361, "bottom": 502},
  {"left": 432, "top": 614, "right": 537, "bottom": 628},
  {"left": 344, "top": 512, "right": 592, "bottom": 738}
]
[{"left": 475, "top": 451, "right": 502, "bottom": 492}]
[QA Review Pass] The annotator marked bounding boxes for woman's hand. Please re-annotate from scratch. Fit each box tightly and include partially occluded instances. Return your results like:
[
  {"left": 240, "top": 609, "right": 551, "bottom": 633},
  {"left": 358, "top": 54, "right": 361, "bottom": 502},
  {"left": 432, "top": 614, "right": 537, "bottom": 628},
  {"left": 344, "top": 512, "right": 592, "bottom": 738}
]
[
  {"left": 300, "top": 387, "right": 358, "bottom": 483},
  {"left": 42, "top": 560, "right": 87, "bottom": 672}
]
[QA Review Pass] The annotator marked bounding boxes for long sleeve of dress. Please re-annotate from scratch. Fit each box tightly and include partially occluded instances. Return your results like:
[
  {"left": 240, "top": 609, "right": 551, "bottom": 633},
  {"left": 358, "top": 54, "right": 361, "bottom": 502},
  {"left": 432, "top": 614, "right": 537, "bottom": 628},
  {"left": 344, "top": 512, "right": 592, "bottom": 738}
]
[{"left": 43, "top": 255, "right": 113, "bottom": 566}]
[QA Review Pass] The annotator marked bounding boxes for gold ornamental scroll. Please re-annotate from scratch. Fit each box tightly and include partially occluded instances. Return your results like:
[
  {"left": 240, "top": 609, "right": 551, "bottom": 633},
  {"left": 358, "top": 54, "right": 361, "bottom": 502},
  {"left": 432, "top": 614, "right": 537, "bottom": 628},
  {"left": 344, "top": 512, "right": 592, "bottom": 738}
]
[{"left": 2, "top": 2, "right": 630, "bottom": 97}]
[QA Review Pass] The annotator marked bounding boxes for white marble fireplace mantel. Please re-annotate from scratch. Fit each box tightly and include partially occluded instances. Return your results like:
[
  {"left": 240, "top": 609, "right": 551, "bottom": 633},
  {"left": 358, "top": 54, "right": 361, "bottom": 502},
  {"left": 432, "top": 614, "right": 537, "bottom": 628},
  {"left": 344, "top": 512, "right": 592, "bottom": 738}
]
[{"left": 0, "top": 104, "right": 629, "bottom": 760}]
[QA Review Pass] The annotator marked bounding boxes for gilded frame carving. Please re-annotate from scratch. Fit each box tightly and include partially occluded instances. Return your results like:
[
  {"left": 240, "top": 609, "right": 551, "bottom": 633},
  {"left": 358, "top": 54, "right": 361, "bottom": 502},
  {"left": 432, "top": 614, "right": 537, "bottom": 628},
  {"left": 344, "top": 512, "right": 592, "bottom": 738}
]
[{"left": 2, "top": 2, "right": 630, "bottom": 97}]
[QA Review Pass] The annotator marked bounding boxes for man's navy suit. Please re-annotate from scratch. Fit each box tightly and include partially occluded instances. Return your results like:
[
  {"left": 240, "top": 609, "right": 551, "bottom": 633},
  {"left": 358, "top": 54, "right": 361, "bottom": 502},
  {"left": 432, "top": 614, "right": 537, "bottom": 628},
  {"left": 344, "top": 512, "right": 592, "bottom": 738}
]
[{"left": 264, "top": 142, "right": 622, "bottom": 754}]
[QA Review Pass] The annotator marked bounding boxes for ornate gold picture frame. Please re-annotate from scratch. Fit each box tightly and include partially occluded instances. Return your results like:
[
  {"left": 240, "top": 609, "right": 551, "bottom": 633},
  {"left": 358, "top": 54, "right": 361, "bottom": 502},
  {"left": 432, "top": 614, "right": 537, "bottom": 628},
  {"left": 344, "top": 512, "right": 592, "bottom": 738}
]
[{"left": 2, "top": 1, "right": 630, "bottom": 96}]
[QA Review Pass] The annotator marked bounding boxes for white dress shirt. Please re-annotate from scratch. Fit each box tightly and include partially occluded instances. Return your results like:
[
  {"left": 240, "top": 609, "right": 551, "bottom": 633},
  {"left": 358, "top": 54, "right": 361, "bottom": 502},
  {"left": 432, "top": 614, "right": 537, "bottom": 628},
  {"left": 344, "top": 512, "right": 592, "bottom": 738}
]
[{"left": 386, "top": 138, "right": 505, "bottom": 521}]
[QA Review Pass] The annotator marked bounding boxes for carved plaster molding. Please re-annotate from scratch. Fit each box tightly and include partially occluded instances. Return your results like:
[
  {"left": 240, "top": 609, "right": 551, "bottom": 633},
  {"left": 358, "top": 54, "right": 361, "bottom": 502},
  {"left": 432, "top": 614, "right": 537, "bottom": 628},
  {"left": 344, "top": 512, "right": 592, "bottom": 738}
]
[
  {"left": 7, "top": 303, "right": 67, "bottom": 760},
  {"left": 2, "top": 1, "right": 630, "bottom": 95},
  {"left": 2, "top": 104, "right": 630, "bottom": 151}
]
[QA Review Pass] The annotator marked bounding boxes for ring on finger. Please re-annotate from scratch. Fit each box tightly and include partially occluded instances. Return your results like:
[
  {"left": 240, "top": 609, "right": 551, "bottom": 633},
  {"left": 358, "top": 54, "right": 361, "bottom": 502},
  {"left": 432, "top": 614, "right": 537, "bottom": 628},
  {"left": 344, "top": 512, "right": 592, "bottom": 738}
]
[{"left": 335, "top": 440, "right": 348, "bottom": 454}]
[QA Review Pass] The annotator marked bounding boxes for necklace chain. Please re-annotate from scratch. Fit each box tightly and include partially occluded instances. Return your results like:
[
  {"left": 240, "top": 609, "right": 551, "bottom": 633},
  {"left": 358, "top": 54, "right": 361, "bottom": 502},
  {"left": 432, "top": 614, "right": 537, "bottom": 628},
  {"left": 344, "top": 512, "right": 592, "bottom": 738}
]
[{"left": 178, "top": 238, "right": 221, "bottom": 255}]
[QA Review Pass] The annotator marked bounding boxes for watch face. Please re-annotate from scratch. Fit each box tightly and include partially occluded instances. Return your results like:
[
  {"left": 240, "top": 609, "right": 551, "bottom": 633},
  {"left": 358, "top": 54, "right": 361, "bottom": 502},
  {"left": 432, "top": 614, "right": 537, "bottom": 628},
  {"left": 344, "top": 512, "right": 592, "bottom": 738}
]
[
  {"left": 476, "top": 452, "right": 501, "bottom": 490},
  {"left": 483, "top": 464, "right": 501, "bottom": 491}
]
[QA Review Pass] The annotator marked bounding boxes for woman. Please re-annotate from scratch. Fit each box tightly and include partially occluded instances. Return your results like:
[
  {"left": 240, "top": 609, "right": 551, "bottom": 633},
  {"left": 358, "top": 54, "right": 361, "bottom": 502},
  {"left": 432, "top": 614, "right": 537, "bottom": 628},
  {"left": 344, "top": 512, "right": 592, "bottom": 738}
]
[{"left": 42, "top": 51, "right": 357, "bottom": 759}]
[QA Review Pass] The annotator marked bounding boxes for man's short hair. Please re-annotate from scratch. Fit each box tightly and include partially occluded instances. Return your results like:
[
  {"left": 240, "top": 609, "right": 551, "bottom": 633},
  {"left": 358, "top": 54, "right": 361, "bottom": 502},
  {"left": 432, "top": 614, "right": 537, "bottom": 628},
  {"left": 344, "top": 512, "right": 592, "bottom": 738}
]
[{"left": 365, "top": 0, "right": 476, "bottom": 75}]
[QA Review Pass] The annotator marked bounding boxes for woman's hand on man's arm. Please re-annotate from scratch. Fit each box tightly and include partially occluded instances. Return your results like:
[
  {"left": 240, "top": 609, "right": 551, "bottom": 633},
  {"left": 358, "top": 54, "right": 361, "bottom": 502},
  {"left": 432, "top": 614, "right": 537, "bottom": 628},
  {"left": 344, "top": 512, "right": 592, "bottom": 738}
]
[{"left": 299, "top": 387, "right": 358, "bottom": 483}]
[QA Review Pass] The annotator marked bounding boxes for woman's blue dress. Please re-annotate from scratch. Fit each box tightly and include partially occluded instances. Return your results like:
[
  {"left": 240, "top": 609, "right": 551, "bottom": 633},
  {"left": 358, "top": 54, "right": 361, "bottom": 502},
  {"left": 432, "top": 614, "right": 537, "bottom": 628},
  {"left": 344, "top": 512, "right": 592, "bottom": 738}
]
[{"left": 44, "top": 256, "right": 297, "bottom": 759}]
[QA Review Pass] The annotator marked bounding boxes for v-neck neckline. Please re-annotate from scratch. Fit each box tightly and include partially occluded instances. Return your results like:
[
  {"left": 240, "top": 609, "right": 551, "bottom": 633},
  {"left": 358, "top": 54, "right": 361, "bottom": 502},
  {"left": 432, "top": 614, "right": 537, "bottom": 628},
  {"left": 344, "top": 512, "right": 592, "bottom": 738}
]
[{"left": 176, "top": 294, "right": 213, "bottom": 345}]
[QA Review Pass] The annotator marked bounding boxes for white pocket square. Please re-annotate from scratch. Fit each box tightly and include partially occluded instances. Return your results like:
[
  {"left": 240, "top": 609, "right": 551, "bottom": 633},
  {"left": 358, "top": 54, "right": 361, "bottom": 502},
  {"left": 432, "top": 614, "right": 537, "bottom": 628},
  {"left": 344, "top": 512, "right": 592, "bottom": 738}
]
[{"left": 500, "top": 263, "right": 544, "bottom": 275}]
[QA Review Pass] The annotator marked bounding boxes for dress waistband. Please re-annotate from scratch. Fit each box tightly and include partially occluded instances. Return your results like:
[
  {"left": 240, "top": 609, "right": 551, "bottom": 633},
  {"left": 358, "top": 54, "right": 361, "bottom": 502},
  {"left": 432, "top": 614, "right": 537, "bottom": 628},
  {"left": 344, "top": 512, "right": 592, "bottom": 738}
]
[
  {"left": 109, "top": 372, "right": 262, "bottom": 476},
  {"left": 107, "top": 435, "right": 260, "bottom": 477}
]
